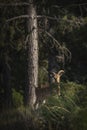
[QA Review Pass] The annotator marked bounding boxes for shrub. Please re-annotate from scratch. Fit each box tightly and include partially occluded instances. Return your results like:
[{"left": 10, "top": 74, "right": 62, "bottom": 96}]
[{"left": 12, "top": 89, "right": 23, "bottom": 108}]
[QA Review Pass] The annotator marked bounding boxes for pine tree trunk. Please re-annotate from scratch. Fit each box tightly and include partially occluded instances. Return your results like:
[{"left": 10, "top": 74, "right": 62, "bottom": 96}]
[{"left": 25, "top": 1, "right": 38, "bottom": 109}]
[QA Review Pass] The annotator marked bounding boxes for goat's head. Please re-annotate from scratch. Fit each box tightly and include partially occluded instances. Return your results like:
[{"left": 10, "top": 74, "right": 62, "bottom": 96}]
[{"left": 52, "top": 70, "right": 64, "bottom": 83}]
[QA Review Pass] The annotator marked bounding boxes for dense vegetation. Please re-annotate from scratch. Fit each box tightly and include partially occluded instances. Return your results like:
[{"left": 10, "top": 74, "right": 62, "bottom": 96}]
[{"left": 0, "top": 0, "right": 87, "bottom": 130}]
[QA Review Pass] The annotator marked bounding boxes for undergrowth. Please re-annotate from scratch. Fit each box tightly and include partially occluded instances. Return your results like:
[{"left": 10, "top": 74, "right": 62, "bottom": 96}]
[{"left": 0, "top": 82, "right": 87, "bottom": 130}]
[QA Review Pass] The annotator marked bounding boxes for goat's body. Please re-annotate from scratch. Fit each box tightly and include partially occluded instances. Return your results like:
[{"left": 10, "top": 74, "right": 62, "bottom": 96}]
[
  {"left": 34, "top": 70, "right": 64, "bottom": 109},
  {"left": 34, "top": 86, "right": 57, "bottom": 109}
]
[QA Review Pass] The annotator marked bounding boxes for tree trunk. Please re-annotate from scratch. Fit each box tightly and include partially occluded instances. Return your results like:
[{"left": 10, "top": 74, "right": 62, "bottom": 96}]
[{"left": 25, "top": 1, "right": 38, "bottom": 109}]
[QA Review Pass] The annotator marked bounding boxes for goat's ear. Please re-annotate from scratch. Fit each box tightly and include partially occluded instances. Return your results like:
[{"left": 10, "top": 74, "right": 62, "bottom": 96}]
[{"left": 52, "top": 72, "right": 56, "bottom": 76}]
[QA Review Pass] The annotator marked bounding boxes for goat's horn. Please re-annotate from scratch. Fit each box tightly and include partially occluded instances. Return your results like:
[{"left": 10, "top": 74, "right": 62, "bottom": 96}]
[{"left": 58, "top": 70, "right": 64, "bottom": 76}]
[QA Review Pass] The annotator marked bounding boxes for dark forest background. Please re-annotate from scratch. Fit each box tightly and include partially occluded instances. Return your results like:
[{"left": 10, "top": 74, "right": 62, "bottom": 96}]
[{"left": 0, "top": 0, "right": 87, "bottom": 130}]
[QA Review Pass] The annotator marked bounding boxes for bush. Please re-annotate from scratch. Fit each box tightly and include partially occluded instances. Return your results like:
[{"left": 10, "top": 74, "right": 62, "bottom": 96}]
[
  {"left": 38, "top": 67, "right": 48, "bottom": 86},
  {"left": 38, "top": 82, "right": 87, "bottom": 130},
  {"left": 0, "top": 82, "right": 87, "bottom": 130},
  {"left": 12, "top": 89, "right": 23, "bottom": 108}
]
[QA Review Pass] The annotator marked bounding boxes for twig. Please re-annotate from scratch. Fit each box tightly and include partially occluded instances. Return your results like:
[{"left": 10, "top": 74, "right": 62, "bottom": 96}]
[
  {"left": 70, "top": 3, "right": 87, "bottom": 6},
  {"left": 45, "top": 31, "right": 61, "bottom": 47},
  {"left": 63, "top": 46, "right": 72, "bottom": 61},
  {"left": 6, "top": 15, "right": 32, "bottom": 22},
  {"left": 52, "top": 3, "right": 87, "bottom": 9},
  {"left": 37, "top": 15, "right": 60, "bottom": 21},
  {"left": 51, "top": 5, "right": 62, "bottom": 8},
  {"left": 79, "top": 4, "right": 83, "bottom": 16},
  {"left": 0, "top": 2, "right": 31, "bottom": 7},
  {"left": 45, "top": 31, "right": 71, "bottom": 61},
  {"left": 24, "top": 34, "right": 29, "bottom": 49},
  {"left": 50, "top": 106, "right": 71, "bottom": 113},
  {"left": 66, "top": 3, "right": 87, "bottom": 8}
]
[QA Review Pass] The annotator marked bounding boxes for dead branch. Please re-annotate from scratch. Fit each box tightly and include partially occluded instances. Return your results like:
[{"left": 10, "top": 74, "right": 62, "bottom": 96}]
[
  {"left": 6, "top": 15, "right": 60, "bottom": 22},
  {"left": 37, "top": 15, "right": 60, "bottom": 21},
  {"left": 0, "top": 2, "right": 31, "bottom": 7},
  {"left": 68, "top": 3, "right": 87, "bottom": 7},
  {"left": 24, "top": 34, "right": 29, "bottom": 49},
  {"left": 45, "top": 31, "right": 61, "bottom": 47},
  {"left": 62, "top": 46, "right": 72, "bottom": 61},
  {"left": 6, "top": 15, "right": 32, "bottom": 22},
  {"left": 45, "top": 31, "right": 71, "bottom": 62},
  {"left": 6, "top": 14, "right": 74, "bottom": 23},
  {"left": 52, "top": 3, "right": 87, "bottom": 8},
  {"left": 79, "top": 4, "right": 83, "bottom": 16}
]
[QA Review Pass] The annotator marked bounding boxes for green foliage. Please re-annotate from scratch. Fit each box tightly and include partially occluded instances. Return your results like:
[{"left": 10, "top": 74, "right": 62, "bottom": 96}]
[
  {"left": 12, "top": 89, "right": 23, "bottom": 108},
  {"left": 58, "top": 15, "right": 85, "bottom": 34},
  {"left": 37, "top": 82, "right": 87, "bottom": 130},
  {"left": 71, "top": 108, "right": 87, "bottom": 130},
  {"left": 38, "top": 66, "right": 48, "bottom": 85},
  {"left": 0, "top": 82, "right": 87, "bottom": 130}
]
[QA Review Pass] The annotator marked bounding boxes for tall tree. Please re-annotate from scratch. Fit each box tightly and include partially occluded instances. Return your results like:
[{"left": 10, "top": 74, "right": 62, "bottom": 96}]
[
  {"left": 0, "top": 0, "right": 72, "bottom": 109},
  {"left": 25, "top": 0, "right": 38, "bottom": 108}
]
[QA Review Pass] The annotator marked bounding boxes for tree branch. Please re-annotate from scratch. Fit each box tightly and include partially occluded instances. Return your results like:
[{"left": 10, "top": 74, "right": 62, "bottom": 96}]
[
  {"left": 6, "top": 14, "right": 75, "bottom": 23},
  {"left": 79, "top": 4, "right": 83, "bottom": 16},
  {"left": 66, "top": 3, "right": 87, "bottom": 8},
  {"left": 45, "top": 31, "right": 61, "bottom": 47},
  {"left": 0, "top": 2, "right": 31, "bottom": 7},
  {"left": 37, "top": 15, "right": 60, "bottom": 21},
  {"left": 52, "top": 3, "right": 87, "bottom": 9},
  {"left": 6, "top": 15, "right": 61, "bottom": 22},
  {"left": 6, "top": 15, "right": 32, "bottom": 22},
  {"left": 63, "top": 46, "right": 72, "bottom": 61},
  {"left": 45, "top": 31, "right": 71, "bottom": 61},
  {"left": 51, "top": 5, "right": 62, "bottom": 8}
]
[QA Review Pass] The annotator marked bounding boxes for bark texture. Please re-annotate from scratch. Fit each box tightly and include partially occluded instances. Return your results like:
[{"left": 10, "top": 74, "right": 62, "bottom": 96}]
[{"left": 25, "top": 2, "right": 38, "bottom": 108}]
